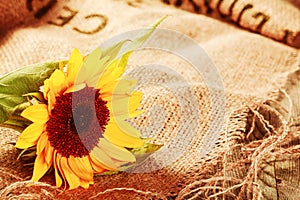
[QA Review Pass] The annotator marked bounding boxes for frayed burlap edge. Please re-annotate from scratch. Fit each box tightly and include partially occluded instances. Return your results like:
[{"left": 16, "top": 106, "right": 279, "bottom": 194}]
[{"left": 176, "top": 68, "right": 300, "bottom": 200}]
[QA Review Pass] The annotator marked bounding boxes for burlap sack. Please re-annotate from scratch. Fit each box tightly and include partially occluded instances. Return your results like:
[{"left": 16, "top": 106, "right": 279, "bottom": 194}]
[
  {"left": 162, "top": 0, "right": 300, "bottom": 48},
  {"left": 0, "top": 0, "right": 299, "bottom": 199}
]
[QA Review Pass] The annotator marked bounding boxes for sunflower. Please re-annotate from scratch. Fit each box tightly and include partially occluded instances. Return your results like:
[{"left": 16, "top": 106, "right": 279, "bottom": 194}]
[{"left": 15, "top": 48, "right": 144, "bottom": 189}]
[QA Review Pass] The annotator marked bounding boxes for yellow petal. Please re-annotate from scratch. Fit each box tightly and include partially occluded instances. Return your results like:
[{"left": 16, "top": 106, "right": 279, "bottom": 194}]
[
  {"left": 100, "top": 79, "right": 137, "bottom": 102},
  {"left": 79, "top": 179, "right": 90, "bottom": 189},
  {"left": 49, "top": 69, "right": 68, "bottom": 96},
  {"left": 89, "top": 155, "right": 107, "bottom": 173},
  {"left": 109, "top": 119, "right": 141, "bottom": 137},
  {"left": 60, "top": 157, "right": 81, "bottom": 190},
  {"left": 54, "top": 152, "right": 64, "bottom": 188},
  {"left": 21, "top": 104, "right": 49, "bottom": 123},
  {"left": 18, "top": 123, "right": 44, "bottom": 140},
  {"left": 15, "top": 138, "right": 36, "bottom": 149},
  {"left": 44, "top": 142, "right": 54, "bottom": 165},
  {"left": 128, "top": 91, "right": 143, "bottom": 113},
  {"left": 91, "top": 146, "right": 118, "bottom": 170},
  {"left": 67, "top": 156, "right": 93, "bottom": 181},
  {"left": 47, "top": 90, "right": 56, "bottom": 111},
  {"left": 96, "top": 61, "right": 119, "bottom": 90},
  {"left": 97, "top": 52, "right": 131, "bottom": 90},
  {"left": 98, "top": 138, "right": 136, "bottom": 162},
  {"left": 31, "top": 153, "right": 51, "bottom": 182},
  {"left": 107, "top": 91, "right": 143, "bottom": 119},
  {"left": 36, "top": 132, "right": 48, "bottom": 155},
  {"left": 64, "top": 83, "right": 86, "bottom": 94},
  {"left": 67, "top": 48, "right": 84, "bottom": 85},
  {"left": 104, "top": 123, "right": 144, "bottom": 148},
  {"left": 97, "top": 80, "right": 117, "bottom": 99},
  {"left": 53, "top": 151, "right": 62, "bottom": 188},
  {"left": 15, "top": 123, "right": 44, "bottom": 149},
  {"left": 111, "top": 79, "right": 137, "bottom": 94}
]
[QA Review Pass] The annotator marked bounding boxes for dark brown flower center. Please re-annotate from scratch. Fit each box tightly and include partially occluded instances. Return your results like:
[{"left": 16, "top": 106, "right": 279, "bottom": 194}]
[{"left": 46, "top": 86, "right": 110, "bottom": 158}]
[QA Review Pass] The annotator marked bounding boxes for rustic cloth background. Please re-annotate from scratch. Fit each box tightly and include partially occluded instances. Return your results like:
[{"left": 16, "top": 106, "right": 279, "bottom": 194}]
[{"left": 0, "top": 0, "right": 300, "bottom": 199}]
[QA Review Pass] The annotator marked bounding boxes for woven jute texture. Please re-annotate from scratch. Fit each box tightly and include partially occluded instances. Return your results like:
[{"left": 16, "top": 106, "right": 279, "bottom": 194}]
[
  {"left": 0, "top": 0, "right": 300, "bottom": 199},
  {"left": 162, "top": 0, "right": 300, "bottom": 48}
]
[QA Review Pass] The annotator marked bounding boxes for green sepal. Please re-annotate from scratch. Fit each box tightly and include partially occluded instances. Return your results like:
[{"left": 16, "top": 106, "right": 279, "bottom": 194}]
[
  {"left": 95, "top": 171, "right": 120, "bottom": 176},
  {"left": 95, "top": 142, "right": 163, "bottom": 174},
  {"left": 16, "top": 146, "right": 37, "bottom": 164},
  {"left": 131, "top": 142, "right": 163, "bottom": 163},
  {"left": 2, "top": 117, "right": 31, "bottom": 132},
  {"left": 131, "top": 139, "right": 163, "bottom": 153},
  {"left": 119, "top": 142, "right": 163, "bottom": 171},
  {"left": 23, "top": 92, "right": 46, "bottom": 103}
]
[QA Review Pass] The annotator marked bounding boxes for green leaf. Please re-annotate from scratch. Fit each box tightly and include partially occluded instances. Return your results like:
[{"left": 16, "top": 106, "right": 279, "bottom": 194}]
[
  {"left": 75, "top": 16, "right": 167, "bottom": 87},
  {"left": 0, "top": 61, "right": 61, "bottom": 124},
  {"left": 101, "top": 39, "right": 130, "bottom": 60},
  {"left": 121, "top": 15, "right": 168, "bottom": 54}
]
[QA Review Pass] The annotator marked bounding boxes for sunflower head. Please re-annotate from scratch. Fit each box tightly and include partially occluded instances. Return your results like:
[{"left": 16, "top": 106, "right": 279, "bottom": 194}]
[
  {"left": 12, "top": 17, "right": 168, "bottom": 189},
  {"left": 15, "top": 47, "right": 146, "bottom": 189}
]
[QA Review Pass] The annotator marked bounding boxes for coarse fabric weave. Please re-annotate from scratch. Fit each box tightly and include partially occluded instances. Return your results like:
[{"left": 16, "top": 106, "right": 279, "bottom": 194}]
[{"left": 0, "top": 0, "right": 299, "bottom": 199}]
